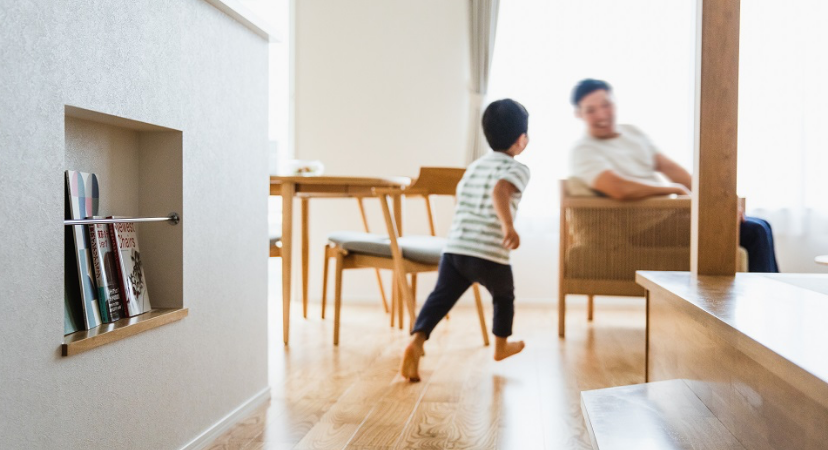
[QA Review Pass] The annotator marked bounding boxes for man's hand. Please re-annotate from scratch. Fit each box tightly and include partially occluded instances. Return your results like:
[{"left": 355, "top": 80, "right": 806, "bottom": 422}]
[
  {"left": 670, "top": 182, "right": 691, "bottom": 196},
  {"left": 502, "top": 225, "right": 520, "bottom": 250},
  {"left": 655, "top": 153, "right": 692, "bottom": 190}
]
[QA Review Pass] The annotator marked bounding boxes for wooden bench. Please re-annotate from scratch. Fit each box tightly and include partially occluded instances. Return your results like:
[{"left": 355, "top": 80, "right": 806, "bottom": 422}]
[{"left": 581, "top": 379, "right": 745, "bottom": 450}]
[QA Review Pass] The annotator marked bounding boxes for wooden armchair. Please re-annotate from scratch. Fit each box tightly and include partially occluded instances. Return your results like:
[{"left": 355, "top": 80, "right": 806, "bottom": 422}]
[
  {"left": 558, "top": 180, "right": 746, "bottom": 337},
  {"left": 327, "top": 167, "right": 489, "bottom": 346}
]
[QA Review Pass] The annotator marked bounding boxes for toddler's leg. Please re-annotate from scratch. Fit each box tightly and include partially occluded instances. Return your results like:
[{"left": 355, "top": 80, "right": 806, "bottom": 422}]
[
  {"left": 472, "top": 260, "right": 524, "bottom": 361},
  {"left": 401, "top": 254, "right": 471, "bottom": 382}
]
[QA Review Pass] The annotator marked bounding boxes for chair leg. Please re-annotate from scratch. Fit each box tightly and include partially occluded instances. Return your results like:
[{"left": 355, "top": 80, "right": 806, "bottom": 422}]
[
  {"left": 390, "top": 276, "right": 396, "bottom": 328},
  {"left": 333, "top": 250, "right": 344, "bottom": 346},
  {"left": 587, "top": 295, "right": 594, "bottom": 321},
  {"left": 392, "top": 272, "right": 416, "bottom": 332},
  {"left": 411, "top": 273, "right": 417, "bottom": 304},
  {"left": 398, "top": 280, "right": 405, "bottom": 330},
  {"left": 321, "top": 244, "right": 331, "bottom": 319},
  {"left": 558, "top": 290, "right": 566, "bottom": 338},
  {"left": 375, "top": 269, "right": 389, "bottom": 313},
  {"left": 472, "top": 284, "right": 489, "bottom": 346}
]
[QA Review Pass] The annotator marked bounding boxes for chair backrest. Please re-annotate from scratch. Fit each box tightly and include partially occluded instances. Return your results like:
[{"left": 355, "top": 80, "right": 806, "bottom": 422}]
[
  {"left": 401, "top": 167, "right": 466, "bottom": 236},
  {"left": 374, "top": 167, "right": 466, "bottom": 240},
  {"left": 407, "top": 167, "right": 466, "bottom": 197}
]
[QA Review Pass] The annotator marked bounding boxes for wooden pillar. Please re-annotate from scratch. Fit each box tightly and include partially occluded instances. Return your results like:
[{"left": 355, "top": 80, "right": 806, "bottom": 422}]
[{"left": 691, "top": 0, "right": 741, "bottom": 276}]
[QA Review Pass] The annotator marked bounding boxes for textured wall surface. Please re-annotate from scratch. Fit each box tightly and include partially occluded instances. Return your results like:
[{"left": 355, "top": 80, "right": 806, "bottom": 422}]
[{"left": 0, "top": 1, "right": 269, "bottom": 448}]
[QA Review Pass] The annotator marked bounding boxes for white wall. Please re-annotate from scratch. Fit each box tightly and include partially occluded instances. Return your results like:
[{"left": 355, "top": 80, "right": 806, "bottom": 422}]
[
  {"left": 293, "top": 0, "right": 471, "bottom": 303},
  {"left": 0, "top": 1, "right": 270, "bottom": 448}
]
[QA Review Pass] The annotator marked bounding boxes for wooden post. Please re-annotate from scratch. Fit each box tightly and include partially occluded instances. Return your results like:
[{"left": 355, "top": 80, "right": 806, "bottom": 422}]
[{"left": 691, "top": 0, "right": 741, "bottom": 276}]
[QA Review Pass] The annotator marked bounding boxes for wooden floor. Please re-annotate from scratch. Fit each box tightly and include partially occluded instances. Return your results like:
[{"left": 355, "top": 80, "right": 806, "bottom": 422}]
[{"left": 207, "top": 297, "right": 645, "bottom": 450}]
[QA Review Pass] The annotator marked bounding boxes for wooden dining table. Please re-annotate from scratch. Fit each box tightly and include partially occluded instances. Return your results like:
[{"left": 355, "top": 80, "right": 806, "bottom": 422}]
[{"left": 270, "top": 175, "right": 411, "bottom": 345}]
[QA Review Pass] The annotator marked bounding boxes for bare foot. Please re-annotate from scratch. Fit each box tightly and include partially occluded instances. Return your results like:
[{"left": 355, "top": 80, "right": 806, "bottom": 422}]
[
  {"left": 401, "top": 333, "right": 426, "bottom": 382},
  {"left": 493, "top": 337, "right": 525, "bottom": 361},
  {"left": 401, "top": 343, "right": 423, "bottom": 382}
]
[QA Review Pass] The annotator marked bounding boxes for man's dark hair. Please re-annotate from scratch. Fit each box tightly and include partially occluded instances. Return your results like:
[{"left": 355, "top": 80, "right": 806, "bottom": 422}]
[
  {"left": 481, "top": 99, "right": 529, "bottom": 152},
  {"left": 571, "top": 79, "right": 612, "bottom": 106}
]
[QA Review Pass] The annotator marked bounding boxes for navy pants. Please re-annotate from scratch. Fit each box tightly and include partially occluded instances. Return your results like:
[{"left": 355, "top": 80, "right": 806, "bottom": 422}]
[
  {"left": 741, "top": 217, "right": 779, "bottom": 273},
  {"left": 412, "top": 253, "right": 515, "bottom": 339}
]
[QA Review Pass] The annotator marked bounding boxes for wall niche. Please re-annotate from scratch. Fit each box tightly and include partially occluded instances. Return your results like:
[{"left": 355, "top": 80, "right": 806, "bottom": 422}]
[{"left": 63, "top": 105, "right": 185, "bottom": 356}]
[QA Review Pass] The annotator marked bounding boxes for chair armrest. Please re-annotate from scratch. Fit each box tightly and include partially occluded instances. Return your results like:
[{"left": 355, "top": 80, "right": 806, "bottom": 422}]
[{"left": 563, "top": 195, "right": 692, "bottom": 210}]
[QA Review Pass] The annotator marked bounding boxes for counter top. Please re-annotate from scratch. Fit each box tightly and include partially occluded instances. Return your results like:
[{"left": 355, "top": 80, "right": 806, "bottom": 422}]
[{"left": 637, "top": 271, "right": 828, "bottom": 407}]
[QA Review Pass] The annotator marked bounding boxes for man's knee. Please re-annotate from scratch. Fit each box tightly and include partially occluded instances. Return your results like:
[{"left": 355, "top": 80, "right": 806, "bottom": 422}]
[{"left": 741, "top": 217, "right": 771, "bottom": 242}]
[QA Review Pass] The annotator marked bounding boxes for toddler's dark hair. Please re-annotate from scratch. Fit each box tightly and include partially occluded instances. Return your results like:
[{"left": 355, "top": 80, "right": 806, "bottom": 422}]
[{"left": 481, "top": 99, "right": 529, "bottom": 152}]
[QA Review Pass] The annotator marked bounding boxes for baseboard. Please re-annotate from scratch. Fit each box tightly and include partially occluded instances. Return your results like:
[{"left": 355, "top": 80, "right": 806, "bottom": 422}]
[{"left": 180, "top": 386, "right": 271, "bottom": 450}]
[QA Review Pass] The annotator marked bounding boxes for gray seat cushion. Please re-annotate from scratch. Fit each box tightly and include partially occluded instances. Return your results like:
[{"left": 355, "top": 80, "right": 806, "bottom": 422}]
[
  {"left": 398, "top": 236, "right": 446, "bottom": 265},
  {"left": 327, "top": 231, "right": 386, "bottom": 247},
  {"left": 327, "top": 231, "right": 446, "bottom": 265}
]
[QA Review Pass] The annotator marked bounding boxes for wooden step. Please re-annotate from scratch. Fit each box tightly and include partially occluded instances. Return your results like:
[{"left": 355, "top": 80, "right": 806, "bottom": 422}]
[{"left": 581, "top": 379, "right": 745, "bottom": 450}]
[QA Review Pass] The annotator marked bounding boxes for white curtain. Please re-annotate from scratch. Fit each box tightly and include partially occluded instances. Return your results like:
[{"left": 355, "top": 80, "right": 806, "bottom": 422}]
[
  {"left": 467, "top": 0, "right": 500, "bottom": 163},
  {"left": 738, "top": 0, "right": 828, "bottom": 238}
]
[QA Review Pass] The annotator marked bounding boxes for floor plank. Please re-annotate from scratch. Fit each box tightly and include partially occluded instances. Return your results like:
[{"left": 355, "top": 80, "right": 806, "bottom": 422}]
[{"left": 208, "top": 274, "right": 646, "bottom": 450}]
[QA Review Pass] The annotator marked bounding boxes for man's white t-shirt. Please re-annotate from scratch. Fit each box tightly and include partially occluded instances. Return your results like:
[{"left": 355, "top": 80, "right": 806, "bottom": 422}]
[
  {"left": 570, "top": 124, "right": 662, "bottom": 188},
  {"left": 444, "top": 151, "right": 530, "bottom": 265}
]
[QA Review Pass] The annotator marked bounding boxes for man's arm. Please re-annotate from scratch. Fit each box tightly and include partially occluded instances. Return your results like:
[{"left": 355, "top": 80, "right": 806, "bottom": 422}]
[
  {"left": 493, "top": 179, "right": 520, "bottom": 249},
  {"left": 655, "top": 153, "right": 692, "bottom": 190},
  {"left": 593, "top": 170, "right": 690, "bottom": 201}
]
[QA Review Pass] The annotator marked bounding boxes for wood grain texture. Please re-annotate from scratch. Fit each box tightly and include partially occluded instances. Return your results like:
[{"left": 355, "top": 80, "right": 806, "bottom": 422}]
[
  {"left": 62, "top": 308, "right": 188, "bottom": 356},
  {"left": 639, "top": 271, "right": 828, "bottom": 449},
  {"left": 206, "top": 300, "right": 646, "bottom": 449},
  {"left": 691, "top": 0, "right": 741, "bottom": 275}
]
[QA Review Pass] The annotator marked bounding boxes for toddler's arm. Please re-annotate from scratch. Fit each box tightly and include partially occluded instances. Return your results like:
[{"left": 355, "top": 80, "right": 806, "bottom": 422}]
[{"left": 493, "top": 179, "right": 520, "bottom": 250}]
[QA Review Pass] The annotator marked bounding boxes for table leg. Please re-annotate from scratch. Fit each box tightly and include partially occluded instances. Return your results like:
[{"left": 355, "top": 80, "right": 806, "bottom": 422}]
[
  {"left": 301, "top": 198, "right": 309, "bottom": 319},
  {"left": 281, "top": 182, "right": 295, "bottom": 345}
]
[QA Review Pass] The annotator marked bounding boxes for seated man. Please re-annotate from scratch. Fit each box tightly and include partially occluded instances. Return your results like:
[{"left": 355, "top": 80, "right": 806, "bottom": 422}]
[{"left": 569, "top": 78, "right": 779, "bottom": 272}]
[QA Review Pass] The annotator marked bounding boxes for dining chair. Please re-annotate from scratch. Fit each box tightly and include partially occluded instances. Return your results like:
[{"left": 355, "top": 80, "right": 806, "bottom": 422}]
[
  {"left": 326, "top": 167, "right": 489, "bottom": 346},
  {"left": 320, "top": 198, "right": 389, "bottom": 319}
]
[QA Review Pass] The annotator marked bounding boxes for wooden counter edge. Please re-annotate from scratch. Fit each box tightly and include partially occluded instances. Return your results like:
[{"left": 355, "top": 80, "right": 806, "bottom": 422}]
[{"left": 635, "top": 271, "right": 828, "bottom": 411}]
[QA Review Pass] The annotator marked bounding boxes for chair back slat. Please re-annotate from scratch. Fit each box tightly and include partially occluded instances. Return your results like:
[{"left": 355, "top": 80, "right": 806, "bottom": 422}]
[{"left": 408, "top": 167, "right": 465, "bottom": 196}]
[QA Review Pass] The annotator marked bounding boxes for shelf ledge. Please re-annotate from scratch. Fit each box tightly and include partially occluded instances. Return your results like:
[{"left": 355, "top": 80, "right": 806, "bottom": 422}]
[{"left": 62, "top": 308, "right": 188, "bottom": 356}]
